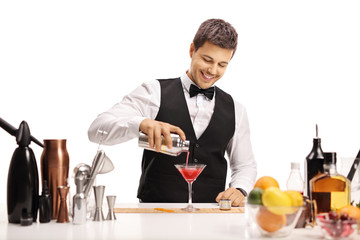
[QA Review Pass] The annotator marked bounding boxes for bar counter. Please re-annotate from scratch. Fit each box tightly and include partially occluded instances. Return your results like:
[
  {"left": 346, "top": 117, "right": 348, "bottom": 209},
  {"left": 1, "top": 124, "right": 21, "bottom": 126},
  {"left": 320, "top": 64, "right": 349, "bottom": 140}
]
[{"left": 1, "top": 203, "right": 326, "bottom": 240}]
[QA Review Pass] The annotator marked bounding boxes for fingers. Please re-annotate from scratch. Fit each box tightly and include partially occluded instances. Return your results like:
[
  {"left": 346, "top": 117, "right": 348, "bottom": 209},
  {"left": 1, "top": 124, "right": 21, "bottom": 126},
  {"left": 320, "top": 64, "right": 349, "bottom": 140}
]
[
  {"left": 232, "top": 197, "right": 245, "bottom": 207},
  {"left": 140, "top": 119, "right": 155, "bottom": 148},
  {"left": 139, "top": 119, "right": 186, "bottom": 152},
  {"left": 215, "top": 187, "right": 246, "bottom": 207},
  {"left": 215, "top": 191, "right": 225, "bottom": 203},
  {"left": 170, "top": 126, "right": 186, "bottom": 141},
  {"left": 154, "top": 125, "right": 162, "bottom": 152},
  {"left": 147, "top": 130, "right": 155, "bottom": 149}
]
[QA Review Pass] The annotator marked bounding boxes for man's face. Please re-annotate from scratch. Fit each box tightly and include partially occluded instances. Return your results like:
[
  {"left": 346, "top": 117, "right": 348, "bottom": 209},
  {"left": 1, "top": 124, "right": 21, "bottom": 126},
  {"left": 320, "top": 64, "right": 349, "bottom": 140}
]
[{"left": 187, "top": 41, "right": 233, "bottom": 89}]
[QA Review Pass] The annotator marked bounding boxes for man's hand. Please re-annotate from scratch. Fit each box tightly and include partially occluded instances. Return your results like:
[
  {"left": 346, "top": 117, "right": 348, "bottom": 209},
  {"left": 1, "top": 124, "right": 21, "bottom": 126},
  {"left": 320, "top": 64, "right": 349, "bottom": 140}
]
[
  {"left": 140, "top": 119, "right": 186, "bottom": 152},
  {"left": 216, "top": 187, "right": 245, "bottom": 207}
]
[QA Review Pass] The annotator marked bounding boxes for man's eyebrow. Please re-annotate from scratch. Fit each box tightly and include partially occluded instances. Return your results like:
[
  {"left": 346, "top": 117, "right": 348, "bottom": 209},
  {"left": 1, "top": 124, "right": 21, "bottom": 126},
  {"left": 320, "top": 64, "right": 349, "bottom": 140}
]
[
  {"left": 203, "top": 54, "right": 229, "bottom": 65},
  {"left": 203, "top": 54, "right": 213, "bottom": 59}
]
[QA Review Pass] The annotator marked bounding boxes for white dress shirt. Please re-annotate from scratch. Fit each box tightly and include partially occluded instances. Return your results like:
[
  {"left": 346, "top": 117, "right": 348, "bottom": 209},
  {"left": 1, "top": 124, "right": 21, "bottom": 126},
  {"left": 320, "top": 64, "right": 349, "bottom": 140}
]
[{"left": 88, "top": 72, "right": 257, "bottom": 194}]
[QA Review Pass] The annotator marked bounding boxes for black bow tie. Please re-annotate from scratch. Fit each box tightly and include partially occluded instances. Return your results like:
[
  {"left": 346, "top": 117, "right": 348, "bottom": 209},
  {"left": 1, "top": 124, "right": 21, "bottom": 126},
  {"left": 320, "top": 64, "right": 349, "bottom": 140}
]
[{"left": 189, "top": 84, "right": 215, "bottom": 100}]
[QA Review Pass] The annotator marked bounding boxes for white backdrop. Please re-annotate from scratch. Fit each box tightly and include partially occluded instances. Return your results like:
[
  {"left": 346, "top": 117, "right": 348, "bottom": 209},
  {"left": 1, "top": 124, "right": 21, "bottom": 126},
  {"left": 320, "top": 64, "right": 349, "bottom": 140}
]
[{"left": 1, "top": 0, "right": 359, "bottom": 205}]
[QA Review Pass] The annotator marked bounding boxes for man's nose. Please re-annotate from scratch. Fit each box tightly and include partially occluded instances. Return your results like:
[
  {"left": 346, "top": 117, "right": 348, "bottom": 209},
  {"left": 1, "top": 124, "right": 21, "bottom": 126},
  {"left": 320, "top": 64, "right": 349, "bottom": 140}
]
[{"left": 207, "top": 64, "right": 217, "bottom": 75}]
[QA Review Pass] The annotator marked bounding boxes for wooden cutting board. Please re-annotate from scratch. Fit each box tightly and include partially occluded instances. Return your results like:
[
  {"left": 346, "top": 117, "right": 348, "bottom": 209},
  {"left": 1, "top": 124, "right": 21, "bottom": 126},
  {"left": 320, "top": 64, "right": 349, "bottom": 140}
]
[{"left": 114, "top": 207, "right": 244, "bottom": 213}]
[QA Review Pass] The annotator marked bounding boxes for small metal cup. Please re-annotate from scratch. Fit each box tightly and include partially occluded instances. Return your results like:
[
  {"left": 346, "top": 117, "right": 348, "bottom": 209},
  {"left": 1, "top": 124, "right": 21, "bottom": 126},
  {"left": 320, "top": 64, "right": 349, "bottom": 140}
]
[
  {"left": 106, "top": 195, "right": 117, "bottom": 220},
  {"left": 56, "top": 186, "right": 70, "bottom": 223},
  {"left": 219, "top": 199, "right": 231, "bottom": 211},
  {"left": 93, "top": 185, "right": 105, "bottom": 221}
]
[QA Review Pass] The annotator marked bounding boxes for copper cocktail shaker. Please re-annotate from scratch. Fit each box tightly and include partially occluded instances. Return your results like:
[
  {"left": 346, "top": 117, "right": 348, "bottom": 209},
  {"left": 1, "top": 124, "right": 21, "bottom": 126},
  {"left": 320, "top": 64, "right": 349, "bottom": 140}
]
[{"left": 40, "top": 139, "right": 69, "bottom": 219}]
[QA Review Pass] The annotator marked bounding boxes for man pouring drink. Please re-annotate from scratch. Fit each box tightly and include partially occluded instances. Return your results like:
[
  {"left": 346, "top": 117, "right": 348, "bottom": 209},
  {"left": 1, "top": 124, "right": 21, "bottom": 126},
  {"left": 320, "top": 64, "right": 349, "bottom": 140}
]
[{"left": 88, "top": 18, "right": 257, "bottom": 207}]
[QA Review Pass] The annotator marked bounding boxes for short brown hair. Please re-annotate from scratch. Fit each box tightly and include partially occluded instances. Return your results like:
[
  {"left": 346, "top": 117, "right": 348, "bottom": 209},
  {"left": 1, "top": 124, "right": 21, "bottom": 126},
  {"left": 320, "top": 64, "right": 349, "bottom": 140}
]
[{"left": 193, "top": 19, "right": 238, "bottom": 57}]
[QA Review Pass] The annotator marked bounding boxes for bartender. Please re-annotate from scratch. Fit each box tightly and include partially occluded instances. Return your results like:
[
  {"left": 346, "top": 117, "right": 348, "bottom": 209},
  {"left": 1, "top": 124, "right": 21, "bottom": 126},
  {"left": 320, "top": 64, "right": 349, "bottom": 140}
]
[{"left": 88, "top": 18, "right": 257, "bottom": 207}]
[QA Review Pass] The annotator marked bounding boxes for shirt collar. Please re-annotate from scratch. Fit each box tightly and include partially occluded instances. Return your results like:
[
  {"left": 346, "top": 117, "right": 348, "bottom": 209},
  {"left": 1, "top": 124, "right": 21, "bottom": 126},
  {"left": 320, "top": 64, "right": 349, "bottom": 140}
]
[{"left": 181, "top": 72, "right": 194, "bottom": 94}]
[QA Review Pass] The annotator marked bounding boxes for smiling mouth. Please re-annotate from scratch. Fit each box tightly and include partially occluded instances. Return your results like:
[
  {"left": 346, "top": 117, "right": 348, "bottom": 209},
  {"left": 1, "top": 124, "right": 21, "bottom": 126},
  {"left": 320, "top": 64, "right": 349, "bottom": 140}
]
[{"left": 201, "top": 71, "right": 216, "bottom": 81}]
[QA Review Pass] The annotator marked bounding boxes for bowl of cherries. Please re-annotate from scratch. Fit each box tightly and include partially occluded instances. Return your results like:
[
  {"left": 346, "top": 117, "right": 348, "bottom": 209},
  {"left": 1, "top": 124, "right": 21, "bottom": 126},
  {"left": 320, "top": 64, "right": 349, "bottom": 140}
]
[{"left": 317, "top": 210, "right": 358, "bottom": 239}]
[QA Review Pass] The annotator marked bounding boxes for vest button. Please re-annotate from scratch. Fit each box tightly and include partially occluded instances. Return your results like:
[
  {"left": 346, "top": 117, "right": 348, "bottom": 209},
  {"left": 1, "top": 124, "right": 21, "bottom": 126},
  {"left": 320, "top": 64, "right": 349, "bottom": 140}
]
[
  {"left": 194, "top": 158, "right": 198, "bottom": 162},
  {"left": 195, "top": 143, "right": 200, "bottom": 148}
]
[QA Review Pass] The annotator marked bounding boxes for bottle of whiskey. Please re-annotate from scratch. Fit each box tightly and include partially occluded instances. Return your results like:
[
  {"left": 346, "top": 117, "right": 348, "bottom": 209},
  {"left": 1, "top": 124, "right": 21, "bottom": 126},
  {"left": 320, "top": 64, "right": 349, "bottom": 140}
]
[
  {"left": 310, "top": 152, "right": 350, "bottom": 214},
  {"left": 304, "top": 124, "right": 325, "bottom": 197}
]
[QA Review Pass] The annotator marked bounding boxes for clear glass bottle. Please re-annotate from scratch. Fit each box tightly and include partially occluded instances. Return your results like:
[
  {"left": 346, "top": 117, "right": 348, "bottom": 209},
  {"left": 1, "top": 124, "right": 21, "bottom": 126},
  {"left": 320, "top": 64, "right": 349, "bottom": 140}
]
[
  {"left": 138, "top": 132, "right": 190, "bottom": 156},
  {"left": 286, "top": 162, "right": 304, "bottom": 194},
  {"left": 304, "top": 124, "right": 325, "bottom": 197},
  {"left": 310, "top": 152, "right": 351, "bottom": 214}
]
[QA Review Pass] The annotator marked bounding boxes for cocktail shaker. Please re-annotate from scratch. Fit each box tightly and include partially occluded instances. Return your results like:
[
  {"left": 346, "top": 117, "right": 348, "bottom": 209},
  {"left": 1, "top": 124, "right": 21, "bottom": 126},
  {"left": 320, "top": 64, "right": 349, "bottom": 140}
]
[
  {"left": 72, "top": 164, "right": 90, "bottom": 225},
  {"left": 40, "top": 139, "right": 69, "bottom": 219},
  {"left": 138, "top": 132, "right": 190, "bottom": 156}
]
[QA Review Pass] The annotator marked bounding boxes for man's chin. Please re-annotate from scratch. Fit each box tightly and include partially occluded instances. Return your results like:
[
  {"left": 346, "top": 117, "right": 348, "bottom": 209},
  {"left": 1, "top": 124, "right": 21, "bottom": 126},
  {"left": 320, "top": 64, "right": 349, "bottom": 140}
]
[
  {"left": 198, "top": 80, "right": 217, "bottom": 89},
  {"left": 192, "top": 75, "right": 217, "bottom": 89}
]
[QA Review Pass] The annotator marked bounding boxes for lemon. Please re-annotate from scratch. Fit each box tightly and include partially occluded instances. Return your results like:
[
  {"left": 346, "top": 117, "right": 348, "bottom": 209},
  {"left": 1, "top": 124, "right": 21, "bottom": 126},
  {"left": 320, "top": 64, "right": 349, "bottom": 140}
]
[
  {"left": 285, "top": 190, "right": 303, "bottom": 206},
  {"left": 284, "top": 190, "right": 303, "bottom": 213},
  {"left": 262, "top": 187, "right": 292, "bottom": 215},
  {"left": 247, "top": 188, "right": 264, "bottom": 205}
]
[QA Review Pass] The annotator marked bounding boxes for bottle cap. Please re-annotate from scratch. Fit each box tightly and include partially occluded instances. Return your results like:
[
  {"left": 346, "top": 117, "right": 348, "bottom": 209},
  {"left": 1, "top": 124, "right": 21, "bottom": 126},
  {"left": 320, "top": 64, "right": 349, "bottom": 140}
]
[
  {"left": 324, "top": 152, "right": 337, "bottom": 165},
  {"left": 291, "top": 162, "right": 300, "bottom": 170}
]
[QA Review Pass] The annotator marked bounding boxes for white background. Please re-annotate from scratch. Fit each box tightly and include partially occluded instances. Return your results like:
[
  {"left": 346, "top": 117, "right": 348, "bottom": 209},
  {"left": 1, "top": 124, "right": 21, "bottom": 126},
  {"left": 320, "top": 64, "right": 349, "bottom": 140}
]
[{"left": 0, "top": 0, "right": 359, "bottom": 205}]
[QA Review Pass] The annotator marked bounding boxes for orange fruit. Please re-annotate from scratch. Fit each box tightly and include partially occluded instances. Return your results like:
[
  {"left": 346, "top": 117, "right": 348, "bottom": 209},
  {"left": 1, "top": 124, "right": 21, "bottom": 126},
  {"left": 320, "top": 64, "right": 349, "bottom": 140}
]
[
  {"left": 256, "top": 207, "right": 286, "bottom": 232},
  {"left": 338, "top": 205, "right": 360, "bottom": 220},
  {"left": 254, "top": 176, "right": 280, "bottom": 190}
]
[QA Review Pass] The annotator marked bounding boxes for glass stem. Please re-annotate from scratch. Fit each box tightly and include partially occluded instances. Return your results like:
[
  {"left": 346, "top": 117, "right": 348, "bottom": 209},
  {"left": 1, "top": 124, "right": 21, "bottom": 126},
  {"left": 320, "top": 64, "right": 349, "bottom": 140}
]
[{"left": 188, "top": 182, "right": 193, "bottom": 205}]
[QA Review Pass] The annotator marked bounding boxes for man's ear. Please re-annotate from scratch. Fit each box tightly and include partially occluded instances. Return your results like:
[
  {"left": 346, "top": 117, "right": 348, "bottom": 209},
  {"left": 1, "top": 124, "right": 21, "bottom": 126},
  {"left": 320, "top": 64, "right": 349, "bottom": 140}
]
[{"left": 189, "top": 42, "right": 195, "bottom": 58}]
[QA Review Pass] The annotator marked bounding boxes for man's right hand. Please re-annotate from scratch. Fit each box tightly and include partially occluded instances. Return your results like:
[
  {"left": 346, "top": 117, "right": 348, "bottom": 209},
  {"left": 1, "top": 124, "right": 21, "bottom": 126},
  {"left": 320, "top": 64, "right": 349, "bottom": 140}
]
[{"left": 139, "top": 119, "right": 186, "bottom": 152}]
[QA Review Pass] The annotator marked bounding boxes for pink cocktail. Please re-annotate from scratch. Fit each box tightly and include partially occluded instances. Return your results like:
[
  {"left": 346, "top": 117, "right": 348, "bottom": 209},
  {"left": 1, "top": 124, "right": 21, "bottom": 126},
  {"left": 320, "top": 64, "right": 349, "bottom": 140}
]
[{"left": 175, "top": 163, "right": 206, "bottom": 212}]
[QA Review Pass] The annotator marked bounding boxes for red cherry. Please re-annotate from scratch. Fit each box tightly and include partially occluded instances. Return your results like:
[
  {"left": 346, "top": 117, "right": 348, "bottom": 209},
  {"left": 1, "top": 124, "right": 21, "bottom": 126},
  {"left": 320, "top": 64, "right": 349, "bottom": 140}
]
[
  {"left": 340, "top": 212, "right": 349, "bottom": 221},
  {"left": 328, "top": 211, "right": 338, "bottom": 220}
]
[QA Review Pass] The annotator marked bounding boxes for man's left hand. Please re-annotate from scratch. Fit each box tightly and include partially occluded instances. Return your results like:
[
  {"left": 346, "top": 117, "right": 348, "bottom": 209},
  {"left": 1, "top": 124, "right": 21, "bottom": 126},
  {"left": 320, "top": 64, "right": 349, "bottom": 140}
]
[{"left": 216, "top": 187, "right": 245, "bottom": 207}]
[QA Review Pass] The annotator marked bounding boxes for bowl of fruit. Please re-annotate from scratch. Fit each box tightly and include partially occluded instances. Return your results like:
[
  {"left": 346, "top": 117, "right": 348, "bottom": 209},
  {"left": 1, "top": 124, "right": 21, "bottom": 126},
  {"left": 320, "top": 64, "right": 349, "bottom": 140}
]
[
  {"left": 246, "top": 176, "right": 304, "bottom": 238},
  {"left": 316, "top": 205, "right": 360, "bottom": 240}
]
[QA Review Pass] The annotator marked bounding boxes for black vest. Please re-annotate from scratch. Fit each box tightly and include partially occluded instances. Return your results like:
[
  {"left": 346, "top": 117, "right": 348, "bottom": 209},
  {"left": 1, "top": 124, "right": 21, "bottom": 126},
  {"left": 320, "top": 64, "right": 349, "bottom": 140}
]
[{"left": 137, "top": 78, "right": 235, "bottom": 202}]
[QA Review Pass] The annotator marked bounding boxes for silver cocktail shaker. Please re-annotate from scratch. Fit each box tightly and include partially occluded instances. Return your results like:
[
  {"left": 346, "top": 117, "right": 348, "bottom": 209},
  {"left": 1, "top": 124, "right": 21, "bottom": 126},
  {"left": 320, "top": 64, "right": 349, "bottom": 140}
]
[
  {"left": 72, "top": 165, "right": 89, "bottom": 225},
  {"left": 138, "top": 132, "right": 190, "bottom": 156}
]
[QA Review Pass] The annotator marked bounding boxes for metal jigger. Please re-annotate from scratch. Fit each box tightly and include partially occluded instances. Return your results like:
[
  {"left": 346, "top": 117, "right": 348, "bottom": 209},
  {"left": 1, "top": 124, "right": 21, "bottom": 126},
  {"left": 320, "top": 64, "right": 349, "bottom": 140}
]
[
  {"left": 93, "top": 185, "right": 105, "bottom": 221},
  {"left": 57, "top": 186, "right": 70, "bottom": 223},
  {"left": 106, "top": 196, "right": 116, "bottom": 220}
]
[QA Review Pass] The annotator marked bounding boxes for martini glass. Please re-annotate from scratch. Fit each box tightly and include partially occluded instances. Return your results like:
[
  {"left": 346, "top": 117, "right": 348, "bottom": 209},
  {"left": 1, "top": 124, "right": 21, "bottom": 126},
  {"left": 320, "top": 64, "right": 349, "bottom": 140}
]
[{"left": 175, "top": 163, "right": 206, "bottom": 212}]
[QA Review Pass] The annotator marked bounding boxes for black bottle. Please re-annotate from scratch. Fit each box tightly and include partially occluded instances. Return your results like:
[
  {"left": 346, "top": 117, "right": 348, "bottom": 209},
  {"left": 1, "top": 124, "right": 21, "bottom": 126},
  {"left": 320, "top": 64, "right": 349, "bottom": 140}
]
[
  {"left": 304, "top": 124, "right": 325, "bottom": 197},
  {"left": 39, "top": 180, "right": 52, "bottom": 223},
  {"left": 0, "top": 118, "right": 43, "bottom": 223}
]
